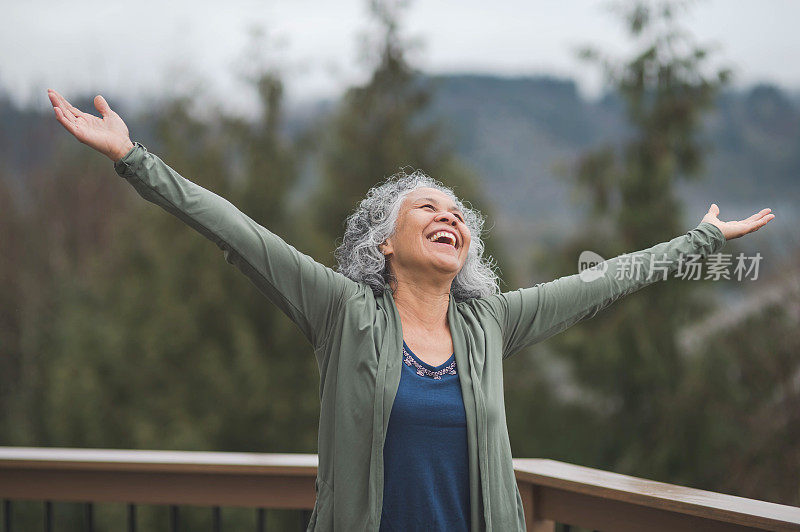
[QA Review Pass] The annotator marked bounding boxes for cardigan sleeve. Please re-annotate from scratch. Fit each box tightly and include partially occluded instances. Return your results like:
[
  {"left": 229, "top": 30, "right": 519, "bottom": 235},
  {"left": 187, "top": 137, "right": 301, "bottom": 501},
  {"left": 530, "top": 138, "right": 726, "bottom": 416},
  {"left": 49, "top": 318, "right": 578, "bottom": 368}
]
[
  {"left": 485, "top": 222, "right": 726, "bottom": 359},
  {"left": 114, "top": 142, "right": 359, "bottom": 349}
]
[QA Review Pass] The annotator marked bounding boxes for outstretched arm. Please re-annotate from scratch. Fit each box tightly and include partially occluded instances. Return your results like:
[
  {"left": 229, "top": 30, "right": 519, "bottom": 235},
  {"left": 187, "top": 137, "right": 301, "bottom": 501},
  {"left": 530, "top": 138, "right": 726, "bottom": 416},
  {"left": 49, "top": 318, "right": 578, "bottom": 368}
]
[
  {"left": 488, "top": 205, "right": 774, "bottom": 359},
  {"left": 48, "top": 89, "right": 359, "bottom": 349}
]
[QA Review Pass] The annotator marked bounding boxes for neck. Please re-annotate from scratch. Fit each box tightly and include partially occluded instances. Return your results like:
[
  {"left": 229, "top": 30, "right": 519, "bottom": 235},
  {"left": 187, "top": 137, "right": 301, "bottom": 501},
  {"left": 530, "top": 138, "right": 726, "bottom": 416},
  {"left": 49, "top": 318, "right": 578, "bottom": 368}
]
[{"left": 392, "top": 274, "right": 452, "bottom": 334}]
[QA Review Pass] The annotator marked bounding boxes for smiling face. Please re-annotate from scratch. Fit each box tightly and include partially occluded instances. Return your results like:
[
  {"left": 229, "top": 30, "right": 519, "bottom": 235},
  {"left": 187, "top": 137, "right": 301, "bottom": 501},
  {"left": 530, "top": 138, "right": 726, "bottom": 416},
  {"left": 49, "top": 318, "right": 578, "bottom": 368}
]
[{"left": 380, "top": 187, "right": 472, "bottom": 284}]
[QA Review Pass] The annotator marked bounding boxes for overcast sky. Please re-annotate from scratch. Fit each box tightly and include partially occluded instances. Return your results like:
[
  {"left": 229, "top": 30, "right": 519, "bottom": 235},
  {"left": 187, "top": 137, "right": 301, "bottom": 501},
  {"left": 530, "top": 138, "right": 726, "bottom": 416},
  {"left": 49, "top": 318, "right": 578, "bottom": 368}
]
[{"left": 4, "top": 0, "right": 799, "bottom": 115}]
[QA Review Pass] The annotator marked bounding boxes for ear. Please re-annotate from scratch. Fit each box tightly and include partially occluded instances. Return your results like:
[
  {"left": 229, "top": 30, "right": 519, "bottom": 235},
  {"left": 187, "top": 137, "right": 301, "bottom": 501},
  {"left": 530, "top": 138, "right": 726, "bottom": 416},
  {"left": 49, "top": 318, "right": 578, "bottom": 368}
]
[{"left": 379, "top": 238, "right": 394, "bottom": 258}]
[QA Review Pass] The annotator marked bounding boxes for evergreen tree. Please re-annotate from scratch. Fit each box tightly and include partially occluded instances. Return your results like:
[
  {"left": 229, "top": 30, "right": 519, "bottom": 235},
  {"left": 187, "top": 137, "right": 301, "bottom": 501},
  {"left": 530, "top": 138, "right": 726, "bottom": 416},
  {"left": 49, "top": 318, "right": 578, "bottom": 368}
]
[
  {"left": 45, "top": 68, "right": 321, "bottom": 452},
  {"left": 311, "top": 0, "right": 493, "bottom": 265},
  {"left": 0, "top": 163, "right": 23, "bottom": 441},
  {"left": 509, "top": 0, "right": 731, "bottom": 484},
  {"left": 0, "top": 101, "right": 136, "bottom": 529},
  {"left": 37, "top": 68, "right": 318, "bottom": 530},
  {"left": 678, "top": 260, "right": 800, "bottom": 505}
]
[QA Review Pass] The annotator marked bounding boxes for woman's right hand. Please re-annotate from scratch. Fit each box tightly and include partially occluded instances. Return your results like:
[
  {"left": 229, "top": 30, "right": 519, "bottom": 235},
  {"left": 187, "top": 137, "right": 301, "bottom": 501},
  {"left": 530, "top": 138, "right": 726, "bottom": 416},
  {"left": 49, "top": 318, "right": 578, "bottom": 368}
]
[{"left": 47, "top": 89, "right": 134, "bottom": 162}]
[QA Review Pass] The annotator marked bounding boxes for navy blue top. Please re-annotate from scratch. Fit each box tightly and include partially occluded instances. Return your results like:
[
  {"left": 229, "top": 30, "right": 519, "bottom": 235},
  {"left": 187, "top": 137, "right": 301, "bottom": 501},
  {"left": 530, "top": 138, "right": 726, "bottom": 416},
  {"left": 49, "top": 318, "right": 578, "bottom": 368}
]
[{"left": 379, "top": 342, "right": 470, "bottom": 531}]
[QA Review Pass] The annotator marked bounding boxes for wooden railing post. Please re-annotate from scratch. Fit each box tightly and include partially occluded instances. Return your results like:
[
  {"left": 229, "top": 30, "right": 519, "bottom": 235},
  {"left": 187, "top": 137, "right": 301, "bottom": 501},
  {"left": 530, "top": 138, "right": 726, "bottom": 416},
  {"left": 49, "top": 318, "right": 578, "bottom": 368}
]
[{"left": 518, "top": 480, "right": 555, "bottom": 532}]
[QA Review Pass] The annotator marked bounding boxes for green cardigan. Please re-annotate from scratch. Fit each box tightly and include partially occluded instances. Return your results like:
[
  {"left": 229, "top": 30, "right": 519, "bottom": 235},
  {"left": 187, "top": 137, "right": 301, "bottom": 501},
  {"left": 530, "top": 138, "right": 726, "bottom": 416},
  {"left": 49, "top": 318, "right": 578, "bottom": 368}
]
[{"left": 114, "top": 143, "right": 726, "bottom": 531}]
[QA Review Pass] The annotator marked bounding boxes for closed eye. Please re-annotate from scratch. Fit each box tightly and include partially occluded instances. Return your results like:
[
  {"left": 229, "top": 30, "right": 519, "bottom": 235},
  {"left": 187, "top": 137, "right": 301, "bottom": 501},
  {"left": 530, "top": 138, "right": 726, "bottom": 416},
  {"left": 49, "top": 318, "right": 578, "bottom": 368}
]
[{"left": 421, "top": 203, "right": 464, "bottom": 222}]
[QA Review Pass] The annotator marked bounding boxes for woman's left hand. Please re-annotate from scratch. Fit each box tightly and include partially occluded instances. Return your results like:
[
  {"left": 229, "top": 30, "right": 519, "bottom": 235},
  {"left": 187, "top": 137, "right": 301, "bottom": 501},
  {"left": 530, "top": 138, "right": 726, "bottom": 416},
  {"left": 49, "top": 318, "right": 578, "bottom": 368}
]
[{"left": 701, "top": 203, "right": 775, "bottom": 240}]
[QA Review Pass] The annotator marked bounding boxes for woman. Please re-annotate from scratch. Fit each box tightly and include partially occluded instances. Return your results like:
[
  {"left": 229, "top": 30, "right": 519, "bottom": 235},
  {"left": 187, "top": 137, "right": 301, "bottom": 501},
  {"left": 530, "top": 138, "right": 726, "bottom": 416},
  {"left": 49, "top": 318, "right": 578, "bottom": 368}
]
[{"left": 47, "top": 89, "right": 774, "bottom": 531}]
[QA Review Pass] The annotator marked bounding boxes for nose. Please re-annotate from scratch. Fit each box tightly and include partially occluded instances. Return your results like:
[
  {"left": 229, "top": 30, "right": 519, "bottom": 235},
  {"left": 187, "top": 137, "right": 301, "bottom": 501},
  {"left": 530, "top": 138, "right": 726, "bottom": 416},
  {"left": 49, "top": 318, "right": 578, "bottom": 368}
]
[{"left": 435, "top": 211, "right": 458, "bottom": 226}]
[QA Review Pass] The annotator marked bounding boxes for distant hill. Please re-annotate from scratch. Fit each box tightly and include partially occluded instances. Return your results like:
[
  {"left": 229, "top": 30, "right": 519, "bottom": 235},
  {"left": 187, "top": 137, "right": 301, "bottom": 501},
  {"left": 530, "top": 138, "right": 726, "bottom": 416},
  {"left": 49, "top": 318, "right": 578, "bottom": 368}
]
[
  {"left": 426, "top": 75, "right": 625, "bottom": 250},
  {"left": 424, "top": 75, "right": 798, "bottom": 268},
  {"left": 3, "top": 75, "right": 797, "bottom": 279}
]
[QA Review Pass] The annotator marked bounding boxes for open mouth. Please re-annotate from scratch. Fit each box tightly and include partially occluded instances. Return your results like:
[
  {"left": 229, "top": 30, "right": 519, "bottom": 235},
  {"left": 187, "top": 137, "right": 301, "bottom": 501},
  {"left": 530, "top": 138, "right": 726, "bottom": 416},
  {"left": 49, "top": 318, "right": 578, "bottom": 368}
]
[{"left": 427, "top": 230, "right": 458, "bottom": 248}]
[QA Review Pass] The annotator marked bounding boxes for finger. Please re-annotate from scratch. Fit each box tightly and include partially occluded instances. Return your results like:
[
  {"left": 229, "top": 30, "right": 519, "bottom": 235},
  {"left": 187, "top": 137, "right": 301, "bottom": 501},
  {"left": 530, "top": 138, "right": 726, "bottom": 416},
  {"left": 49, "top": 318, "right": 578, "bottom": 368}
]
[
  {"left": 741, "top": 211, "right": 774, "bottom": 226},
  {"left": 60, "top": 92, "right": 84, "bottom": 119},
  {"left": 54, "top": 89, "right": 85, "bottom": 117},
  {"left": 49, "top": 89, "right": 68, "bottom": 112},
  {"left": 47, "top": 90, "right": 65, "bottom": 115},
  {"left": 54, "top": 106, "right": 79, "bottom": 134},
  {"left": 743, "top": 208, "right": 771, "bottom": 222},
  {"left": 56, "top": 100, "right": 77, "bottom": 126},
  {"left": 749, "top": 213, "right": 775, "bottom": 233},
  {"left": 55, "top": 90, "right": 84, "bottom": 121},
  {"left": 47, "top": 91, "right": 60, "bottom": 115},
  {"left": 53, "top": 91, "right": 78, "bottom": 123},
  {"left": 94, "top": 95, "right": 111, "bottom": 117},
  {"left": 47, "top": 90, "right": 74, "bottom": 126},
  {"left": 66, "top": 98, "right": 85, "bottom": 118}
]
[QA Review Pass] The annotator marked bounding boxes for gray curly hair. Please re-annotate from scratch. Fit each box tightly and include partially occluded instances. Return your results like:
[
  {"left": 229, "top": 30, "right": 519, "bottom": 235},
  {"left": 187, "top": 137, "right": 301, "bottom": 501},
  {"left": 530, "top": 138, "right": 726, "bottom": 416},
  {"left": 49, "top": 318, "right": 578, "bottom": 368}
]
[{"left": 334, "top": 169, "right": 500, "bottom": 302}]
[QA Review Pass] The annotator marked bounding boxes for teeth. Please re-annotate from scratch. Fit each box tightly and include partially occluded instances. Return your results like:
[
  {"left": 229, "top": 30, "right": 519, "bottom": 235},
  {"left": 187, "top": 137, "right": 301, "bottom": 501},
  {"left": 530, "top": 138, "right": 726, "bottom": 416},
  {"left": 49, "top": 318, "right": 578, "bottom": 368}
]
[{"left": 428, "top": 231, "right": 457, "bottom": 247}]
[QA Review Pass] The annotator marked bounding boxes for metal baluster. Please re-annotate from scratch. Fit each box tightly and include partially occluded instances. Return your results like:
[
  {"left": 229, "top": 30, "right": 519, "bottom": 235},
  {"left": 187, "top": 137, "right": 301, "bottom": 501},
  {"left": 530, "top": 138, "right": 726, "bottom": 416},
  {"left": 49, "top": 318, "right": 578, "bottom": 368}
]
[
  {"left": 85, "top": 503, "right": 94, "bottom": 532},
  {"left": 43, "top": 501, "right": 52, "bottom": 532},
  {"left": 3, "top": 500, "right": 10, "bottom": 532},
  {"left": 255, "top": 508, "right": 265, "bottom": 532},
  {"left": 127, "top": 504, "right": 136, "bottom": 532},
  {"left": 212, "top": 506, "right": 221, "bottom": 532},
  {"left": 169, "top": 506, "right": 179, "bottom": 532}
]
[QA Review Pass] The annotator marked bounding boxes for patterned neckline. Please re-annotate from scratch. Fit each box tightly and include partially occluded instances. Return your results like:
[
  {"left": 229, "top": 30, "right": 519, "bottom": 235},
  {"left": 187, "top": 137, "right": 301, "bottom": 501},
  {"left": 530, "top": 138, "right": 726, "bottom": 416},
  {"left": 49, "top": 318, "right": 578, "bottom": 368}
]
[{"left": 402, "top": 343, "right": 457, "bottom": 380}]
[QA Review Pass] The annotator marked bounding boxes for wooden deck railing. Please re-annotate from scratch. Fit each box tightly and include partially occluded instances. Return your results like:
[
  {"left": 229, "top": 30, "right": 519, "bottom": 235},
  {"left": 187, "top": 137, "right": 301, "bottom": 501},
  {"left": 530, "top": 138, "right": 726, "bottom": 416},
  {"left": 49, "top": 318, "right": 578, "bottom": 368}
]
[
  {"left": 513, "top": 459, "right": 800, "bottom": 532},
  {"left": 1, "top": 447, "right": 799, "bottom": 531}
]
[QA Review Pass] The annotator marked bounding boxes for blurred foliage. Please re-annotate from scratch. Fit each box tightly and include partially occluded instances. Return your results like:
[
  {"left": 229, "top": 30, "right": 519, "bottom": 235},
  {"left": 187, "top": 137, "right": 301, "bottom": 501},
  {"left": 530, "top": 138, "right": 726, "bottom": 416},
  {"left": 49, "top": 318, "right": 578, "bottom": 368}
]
[
  {"left": 0, "top": 0, "right": 502, "bottom": 529},
  {"left": 675, "top": 263, "right": 800, "bottom": 502},
  {"left": 505, "top": 0, "right": 800, "bottom": 507},
  {"left": 309, "top": 0, "right": 500, "bottom": 271},
  {"left": 0, "top": 0, "right": 799, "bottom": 529}
]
